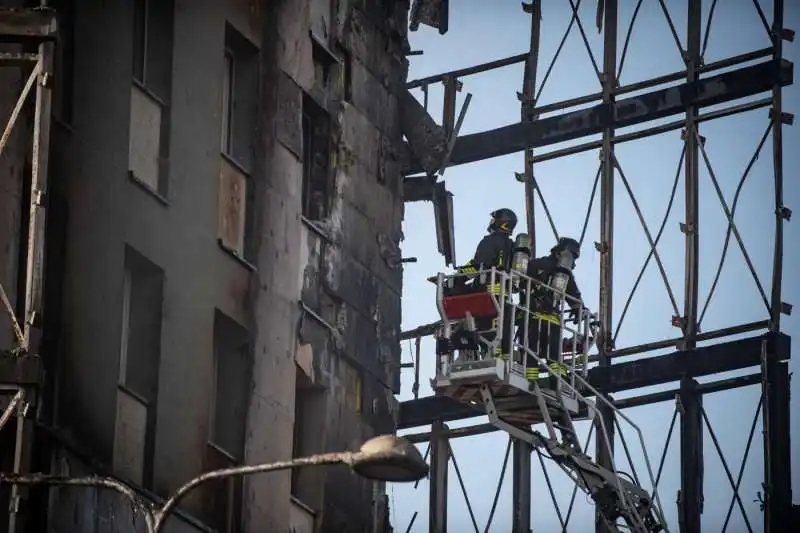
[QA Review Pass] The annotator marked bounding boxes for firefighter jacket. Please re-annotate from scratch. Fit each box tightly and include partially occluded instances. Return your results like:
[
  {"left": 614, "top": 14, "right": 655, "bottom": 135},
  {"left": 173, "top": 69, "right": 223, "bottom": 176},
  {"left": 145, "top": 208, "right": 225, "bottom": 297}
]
[
  {"left": 472, "top": 231, "right": 515, "bottom": 271},
  {"left": 523, "top": 254, "right": 582, "bottom": 314}
]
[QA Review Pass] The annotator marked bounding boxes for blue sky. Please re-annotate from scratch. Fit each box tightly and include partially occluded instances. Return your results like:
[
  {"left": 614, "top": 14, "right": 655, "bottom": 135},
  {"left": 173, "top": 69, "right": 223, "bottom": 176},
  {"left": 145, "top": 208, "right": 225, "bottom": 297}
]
[{"left": 389, "top": 1, "right": 799, "bottom": 531}]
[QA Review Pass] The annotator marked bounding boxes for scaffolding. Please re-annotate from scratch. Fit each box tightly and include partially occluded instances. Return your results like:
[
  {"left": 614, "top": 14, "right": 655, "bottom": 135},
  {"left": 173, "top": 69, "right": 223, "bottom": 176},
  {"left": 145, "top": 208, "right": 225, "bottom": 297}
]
[
  {"left": 399, "top": 0, "right": 794, "bottom": 531},
  {"left": 0, "top": 5, "right": 55, "bottom": 532}
]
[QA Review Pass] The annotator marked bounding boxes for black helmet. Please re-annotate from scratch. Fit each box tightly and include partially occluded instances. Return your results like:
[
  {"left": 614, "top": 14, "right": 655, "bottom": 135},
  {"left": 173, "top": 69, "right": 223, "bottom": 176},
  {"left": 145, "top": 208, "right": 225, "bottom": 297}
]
[
  {"left": 552, "top": 237, "right": 581, "bottom": 259},
  {"left": 488, "top": 208, "right": 518, "bottom": 234}
]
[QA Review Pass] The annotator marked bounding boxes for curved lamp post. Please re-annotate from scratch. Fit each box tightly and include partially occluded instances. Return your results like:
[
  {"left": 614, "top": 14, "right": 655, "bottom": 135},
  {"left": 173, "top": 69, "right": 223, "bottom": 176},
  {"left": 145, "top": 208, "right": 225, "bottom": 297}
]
[{"left": 0, "top": 434, "right": 428, "bottom": 533}]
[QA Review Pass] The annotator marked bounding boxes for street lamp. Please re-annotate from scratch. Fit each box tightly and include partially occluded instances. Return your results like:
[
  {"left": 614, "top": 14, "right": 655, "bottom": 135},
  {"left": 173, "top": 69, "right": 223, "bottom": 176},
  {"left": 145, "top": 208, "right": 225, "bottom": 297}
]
[
  {"left": 0, "top": 434, "right": 428, "bottom": 533},
  {"left": 152, "top": 434, "right": 428, "bottom": 531}
]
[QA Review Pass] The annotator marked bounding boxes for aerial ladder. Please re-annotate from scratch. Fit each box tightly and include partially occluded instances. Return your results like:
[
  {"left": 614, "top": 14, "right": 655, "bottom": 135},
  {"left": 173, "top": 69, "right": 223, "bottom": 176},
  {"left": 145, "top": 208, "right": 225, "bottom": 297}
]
[{"left": 429, "top": 234, "right": 668, "bottom": 533}]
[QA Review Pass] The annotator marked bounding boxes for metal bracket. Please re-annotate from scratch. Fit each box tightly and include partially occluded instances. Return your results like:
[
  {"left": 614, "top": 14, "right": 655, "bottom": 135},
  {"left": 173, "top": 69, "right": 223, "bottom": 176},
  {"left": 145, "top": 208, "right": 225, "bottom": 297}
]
[
  {"left": 777, "top": 206, "right": 792, "bottom": 221},
  {"left": 436, "top": 92, "right": 472, "bottom": 176}
]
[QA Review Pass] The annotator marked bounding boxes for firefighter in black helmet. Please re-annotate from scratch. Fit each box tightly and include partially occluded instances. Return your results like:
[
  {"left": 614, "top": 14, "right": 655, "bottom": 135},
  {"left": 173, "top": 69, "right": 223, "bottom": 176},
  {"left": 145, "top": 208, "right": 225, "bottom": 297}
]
[
  {"left": 521, "top": 237, "right": 583, "bottom": 384},
  {"left": 471, "top": 208, "right": 518, "bottom": 271},
  {"left": 454, "top": 209, "right": 518, "bottom": 359}
]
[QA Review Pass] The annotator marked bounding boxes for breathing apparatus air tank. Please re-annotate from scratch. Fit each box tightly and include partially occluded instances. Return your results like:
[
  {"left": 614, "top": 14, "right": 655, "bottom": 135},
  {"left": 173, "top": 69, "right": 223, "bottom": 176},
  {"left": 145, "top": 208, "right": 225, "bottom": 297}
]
[
  {"left": 511, "top": 233, "right": 531, "bottom": 274},
  {"left": 551, "top": 247, "right": 576, "bottom": 298}
]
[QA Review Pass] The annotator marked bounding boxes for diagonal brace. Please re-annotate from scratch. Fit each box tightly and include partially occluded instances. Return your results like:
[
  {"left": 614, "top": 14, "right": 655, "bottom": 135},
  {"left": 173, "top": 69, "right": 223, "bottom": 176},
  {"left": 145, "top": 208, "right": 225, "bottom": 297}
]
[
  {"left": 693, "top": 129, "right": 771, "bottom": 314},
  {"left": 613, "top": 155, "right": 682, "bottom": 319}
]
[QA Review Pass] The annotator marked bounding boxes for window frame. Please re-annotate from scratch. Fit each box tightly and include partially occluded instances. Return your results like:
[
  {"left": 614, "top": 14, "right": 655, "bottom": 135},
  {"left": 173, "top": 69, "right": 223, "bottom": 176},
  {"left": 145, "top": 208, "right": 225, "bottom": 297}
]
[
  {"left": 132, "top": 0, "right": 149, "bottom": 86},
  {"left": 301, "top": 95, "right": 332, "bottom": 222},
  {"left": 220, "top": 48, "right": 236, "bottom": 156}
]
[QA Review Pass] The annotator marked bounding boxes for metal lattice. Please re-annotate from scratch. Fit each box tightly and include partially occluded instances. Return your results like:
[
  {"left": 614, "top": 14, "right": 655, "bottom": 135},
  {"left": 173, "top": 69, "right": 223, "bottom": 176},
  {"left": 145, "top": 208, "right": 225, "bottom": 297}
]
[{"left": 394, "top": 0, "right": 794, "bottom": 531}]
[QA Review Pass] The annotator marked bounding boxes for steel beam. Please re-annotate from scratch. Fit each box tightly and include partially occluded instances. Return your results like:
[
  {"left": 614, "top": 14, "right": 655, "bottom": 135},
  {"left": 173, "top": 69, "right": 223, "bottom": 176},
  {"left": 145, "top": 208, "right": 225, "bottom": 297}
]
[
  {"left": 682, "top": 0, "right": 701, "bottom": 347},
  {"left": 400, "top": 373, "right": 763, "bottom": 441},
  {"left": 521, "top": 0, "right": 541, "bottom": 253},
  {"left": 596, "top": 1, "right": 617, "bottom": 530},
  {"left": 770, "top": 0, "right": 787, "bottom": 331},
  {"left": 402, "top": 59, "right": 794, "bottom": 174},
  {"left": 22, "top": 40, "right": 54, "bottom": 353},
  {"left": 762, "top": 346, "right": 792, "bottom": 532},
  {"left": 397, "top": 333, "right": 790, "bottom": 429},
  {"left": 406, "top": 52, "right": 528, "bottom": 89},
  {"left": 678, "top": 378, "right": 703, "bottom": 532},
  {"left": 429, "top": 421, "right": 449, "bottom": 533},
  {"left": 0, "top": 8, "right": 56, "bottom": 43},
  {"left": 593, "top": 333, "right": 790, "bottom": 393},
  {"left": 512, "top": 439, "right": 532, "bottom": 533},
  {"left": 678, "top": 8, "right": 703, "bottom": 530},
  {"left": 0, "top": 354, "right": 41, "bottom": 385}
]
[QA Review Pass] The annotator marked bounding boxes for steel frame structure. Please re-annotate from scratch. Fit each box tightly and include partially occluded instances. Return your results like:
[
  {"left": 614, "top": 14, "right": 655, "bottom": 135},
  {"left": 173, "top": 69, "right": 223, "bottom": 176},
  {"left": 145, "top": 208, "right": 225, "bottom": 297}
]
[
  {"left": 0, "top": 5, "right": 55, "bottom": 533},
  {"left": 399, "top": 0, "right": 794, "bottom": 532}
]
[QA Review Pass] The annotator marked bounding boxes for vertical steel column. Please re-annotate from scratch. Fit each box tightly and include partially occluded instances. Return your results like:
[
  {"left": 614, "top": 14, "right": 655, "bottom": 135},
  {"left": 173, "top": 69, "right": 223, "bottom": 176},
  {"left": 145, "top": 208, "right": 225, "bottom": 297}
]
[
  {"left": 678, "top": 377, "right": 703, "bottom": 533},
  {"left": 682, "top": 0, "right": 701, "bottom": 346},
  {"left": 10, "top": 28, "right": 53, "bottom": 533},
  {"left": 678, "top": 5, "right": 703, "bottom": 532},
  {"left": 762, "top": 344, "right": 792, "bottom": 532},
  {"left": 22, "top": 31, "right": 54, "bottom": 354},
  {"left": 442, "top": 76, "right": 457, "bottom": 138},
  {"left": 512, "top": 439, "right": 532, "bottom": 533},
  {"left": 769, "top": 0, "right": 786, "bottom": 332},
  {"left": 521, "top": 1, "right": 541, "bottom": 253},
  {"left": 596, "top": 1, "right": 617, "bottom": 531},
  {"left": 429, "top": 421, "right": 449, "bottom": 533}
]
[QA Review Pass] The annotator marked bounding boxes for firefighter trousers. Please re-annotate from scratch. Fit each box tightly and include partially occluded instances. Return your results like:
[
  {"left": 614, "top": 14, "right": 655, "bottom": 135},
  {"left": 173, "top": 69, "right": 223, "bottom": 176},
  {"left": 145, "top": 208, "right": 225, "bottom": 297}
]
[{"left": 524, "top": 313, "right": 566, "bottom": 385}]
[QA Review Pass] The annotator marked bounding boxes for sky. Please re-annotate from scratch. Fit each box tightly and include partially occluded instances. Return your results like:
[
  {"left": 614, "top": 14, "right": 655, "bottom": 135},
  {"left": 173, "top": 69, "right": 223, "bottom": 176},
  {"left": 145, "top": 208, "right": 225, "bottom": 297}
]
[{"left": 388, "top": 1, "right": 799, "bottom": 531}]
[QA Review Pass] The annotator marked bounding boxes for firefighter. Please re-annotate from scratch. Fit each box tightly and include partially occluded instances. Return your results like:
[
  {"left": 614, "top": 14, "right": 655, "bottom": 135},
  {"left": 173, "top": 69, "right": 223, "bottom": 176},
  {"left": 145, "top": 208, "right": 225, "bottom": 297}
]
[
  {"left": 461, "top": 208, "right": 518, "bottom": 274},
  {"left": 454, "top": 208, "right": 518, "bottom": 359},
  {"left": 521, "top": 237, "right": 583, "bottom": 385}
]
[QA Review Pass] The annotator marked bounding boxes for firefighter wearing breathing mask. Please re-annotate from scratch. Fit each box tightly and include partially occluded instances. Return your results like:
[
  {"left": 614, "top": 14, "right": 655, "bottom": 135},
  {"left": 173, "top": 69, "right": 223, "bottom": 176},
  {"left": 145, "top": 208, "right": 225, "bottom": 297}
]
[{"left": 522, "top": 237, "right": 583, "bottom": 383}]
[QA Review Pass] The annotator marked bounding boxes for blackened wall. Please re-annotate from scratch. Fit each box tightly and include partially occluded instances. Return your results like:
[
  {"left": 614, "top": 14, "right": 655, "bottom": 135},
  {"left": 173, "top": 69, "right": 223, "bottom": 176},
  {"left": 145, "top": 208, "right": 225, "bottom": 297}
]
[{"left": 289, "top": 0, "right": 409, "bottom": 531}]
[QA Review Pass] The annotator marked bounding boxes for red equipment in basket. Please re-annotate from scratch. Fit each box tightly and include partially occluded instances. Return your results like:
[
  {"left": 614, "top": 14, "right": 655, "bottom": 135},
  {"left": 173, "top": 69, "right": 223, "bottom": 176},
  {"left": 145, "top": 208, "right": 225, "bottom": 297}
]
[{"left": 442, "top": 292, "right": 497, "bottom": 320}]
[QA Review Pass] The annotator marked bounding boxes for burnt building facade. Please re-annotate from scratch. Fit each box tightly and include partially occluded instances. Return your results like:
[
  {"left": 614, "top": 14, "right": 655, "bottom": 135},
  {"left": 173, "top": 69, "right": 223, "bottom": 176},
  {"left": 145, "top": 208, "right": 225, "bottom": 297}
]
[{"left": 0, "top": 0, "right": 416, "bottom": 531}]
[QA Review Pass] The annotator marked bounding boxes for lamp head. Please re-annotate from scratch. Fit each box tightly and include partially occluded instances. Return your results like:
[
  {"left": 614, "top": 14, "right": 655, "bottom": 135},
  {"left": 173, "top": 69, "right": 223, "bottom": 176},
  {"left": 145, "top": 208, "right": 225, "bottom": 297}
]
[{"left": 351, "top": 435, "right": 429, "bottom": 483}]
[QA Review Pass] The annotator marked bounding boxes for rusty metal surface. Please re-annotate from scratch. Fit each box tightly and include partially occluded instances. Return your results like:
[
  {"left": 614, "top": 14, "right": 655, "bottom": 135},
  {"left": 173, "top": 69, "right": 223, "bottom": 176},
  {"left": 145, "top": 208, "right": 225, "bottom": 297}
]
[
  {"left": 0, "top": 7, "right": 56, "bottom": 43},
  {"left": 403, "top": 59, "right": 794, "bottom": 174}
]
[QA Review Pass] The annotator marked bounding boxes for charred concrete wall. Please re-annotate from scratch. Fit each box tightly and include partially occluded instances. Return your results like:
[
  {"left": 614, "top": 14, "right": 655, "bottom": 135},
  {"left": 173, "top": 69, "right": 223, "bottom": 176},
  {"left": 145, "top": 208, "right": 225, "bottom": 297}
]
[
  {"left": 1, "top": 0, "right": 409, "bottom": 532},
  {"left": 273, "top": 0, "right": 408, "bottom": 530}
]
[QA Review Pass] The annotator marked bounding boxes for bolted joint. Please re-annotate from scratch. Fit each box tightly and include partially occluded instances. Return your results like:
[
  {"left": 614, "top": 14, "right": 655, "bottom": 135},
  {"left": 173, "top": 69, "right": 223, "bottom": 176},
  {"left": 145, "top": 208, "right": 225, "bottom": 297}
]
[
  {"left": 777, "top": 206, "right": 792, "bottom": 221},
  {"left": 680, "top": 128, "right": 705, "bottom": 145},
  {"left": 675, "top": 394, "right": 685, "bottom": 415},
  {"left": 680, "top": 222, "right": 696, "bottom": 234},
  {"left": 39, "top": 71, "right": 52, "bottom": 88},
  {"left": 769, "top": 108, "right": 795, "bottom": 125}
]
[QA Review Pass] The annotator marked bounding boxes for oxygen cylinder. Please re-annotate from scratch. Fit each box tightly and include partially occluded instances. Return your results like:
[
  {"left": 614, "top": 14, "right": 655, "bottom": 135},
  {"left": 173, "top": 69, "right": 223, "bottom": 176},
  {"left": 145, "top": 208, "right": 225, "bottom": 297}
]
[
  {"left": 511, "top": 233, "right": 531, "bottom": 274},
  {"left": 551, "top": 248, "right": 575, "bottom": 296}
]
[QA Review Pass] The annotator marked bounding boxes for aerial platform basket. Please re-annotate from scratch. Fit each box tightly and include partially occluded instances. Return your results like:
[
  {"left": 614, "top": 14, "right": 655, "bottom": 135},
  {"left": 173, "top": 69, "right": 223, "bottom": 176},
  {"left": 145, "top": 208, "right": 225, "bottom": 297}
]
[
  {"left": 432, "top": 357, "right": 590, "bottom": 426},
  {"left": 429, "top": 268, "right": 593, "bottom": 416},
  {"left": 426, "top": 268, "right": 667, "bottom": 532}
]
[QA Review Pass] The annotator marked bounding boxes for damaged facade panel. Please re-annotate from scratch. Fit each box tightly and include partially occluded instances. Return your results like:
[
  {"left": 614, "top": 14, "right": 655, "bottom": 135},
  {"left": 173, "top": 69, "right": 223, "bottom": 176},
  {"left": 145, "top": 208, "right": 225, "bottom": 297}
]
[
  {"left": 409, "top": 0, "right": 449, "bottom": 34},
  {"left": 295, "top": 1, "right": 407, "bottom": 529},
  {"left": 0, "top": 0, "right": 410, "bottom": 532}
]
